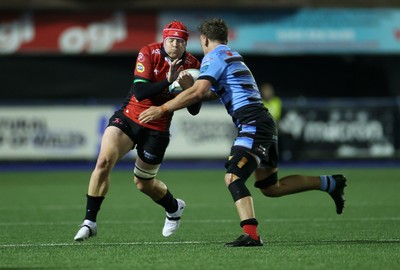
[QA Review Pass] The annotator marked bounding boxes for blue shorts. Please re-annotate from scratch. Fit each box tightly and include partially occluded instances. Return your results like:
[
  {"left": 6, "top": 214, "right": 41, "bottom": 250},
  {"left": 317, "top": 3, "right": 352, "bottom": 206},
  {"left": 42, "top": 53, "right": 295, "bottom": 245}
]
[{"left": 230, "top": 104, "right": 279, "bottom": 169}]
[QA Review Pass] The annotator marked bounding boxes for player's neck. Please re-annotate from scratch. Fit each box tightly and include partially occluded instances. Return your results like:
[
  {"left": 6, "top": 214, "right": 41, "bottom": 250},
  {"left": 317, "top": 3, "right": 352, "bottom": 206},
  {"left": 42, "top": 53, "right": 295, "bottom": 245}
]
[{"left": 207, "top": 41, "right": 224, "bottom": 53}]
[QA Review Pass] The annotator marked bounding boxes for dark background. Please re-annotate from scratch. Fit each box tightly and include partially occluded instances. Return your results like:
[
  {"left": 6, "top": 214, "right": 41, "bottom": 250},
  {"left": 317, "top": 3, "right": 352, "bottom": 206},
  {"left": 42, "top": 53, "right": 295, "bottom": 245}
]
[
  {"left": 1, "top": 54, "right": 400, "bottom": 101},
  {"left": 1, "top": 0, "right": 400, "bottom": 102}
]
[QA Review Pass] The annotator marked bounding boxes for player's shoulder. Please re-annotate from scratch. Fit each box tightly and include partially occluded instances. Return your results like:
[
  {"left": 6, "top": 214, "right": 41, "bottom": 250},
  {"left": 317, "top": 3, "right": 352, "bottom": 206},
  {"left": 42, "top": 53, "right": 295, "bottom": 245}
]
[
  {"left": 218, "top": 46, "right": 241, "bottom": 59},
  {"left": 201, "top": 50, "right": 227, "bottom": 68},
  {"left": 140, "top": 42, "right": 162, "bottom": 53}
]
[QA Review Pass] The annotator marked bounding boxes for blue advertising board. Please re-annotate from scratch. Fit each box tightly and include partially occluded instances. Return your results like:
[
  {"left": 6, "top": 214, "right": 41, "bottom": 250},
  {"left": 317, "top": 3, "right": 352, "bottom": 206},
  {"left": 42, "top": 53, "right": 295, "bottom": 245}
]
[{"left": 160, "top": 8, "right": 400, "bottom": 54}]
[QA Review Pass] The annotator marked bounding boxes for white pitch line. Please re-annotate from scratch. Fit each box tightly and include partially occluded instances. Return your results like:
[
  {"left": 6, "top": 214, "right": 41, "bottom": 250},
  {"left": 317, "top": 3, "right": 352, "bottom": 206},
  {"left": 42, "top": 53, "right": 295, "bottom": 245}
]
[
  {"left": 0, "top": 216, "right": 399, "bottom": 227},
  {"left": 1, "top": 239, "right": 400, "bottom": 248},
  {"left": 0, "top": 241, "right": 213, "bottom": 248}
]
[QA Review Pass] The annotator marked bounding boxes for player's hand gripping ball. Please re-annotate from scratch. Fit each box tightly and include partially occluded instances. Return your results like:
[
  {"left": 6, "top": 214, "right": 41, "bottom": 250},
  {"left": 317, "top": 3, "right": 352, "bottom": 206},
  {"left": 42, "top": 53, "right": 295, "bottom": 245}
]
[{"left": 169, "top": 69, "right": 200, "bottom": 94}]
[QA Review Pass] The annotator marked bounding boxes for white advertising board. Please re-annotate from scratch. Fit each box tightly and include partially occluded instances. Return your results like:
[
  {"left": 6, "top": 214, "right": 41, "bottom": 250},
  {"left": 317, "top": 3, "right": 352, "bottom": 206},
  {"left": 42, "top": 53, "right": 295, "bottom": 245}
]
[
  {"left": 0, "top": 105, "right": 233, "bottom": 160},
  {"left": 167, "top": 106, "right": 235, "bottom": 159},
  {"left": 0, "top": 105, "right": 114, "bottom": 160}
]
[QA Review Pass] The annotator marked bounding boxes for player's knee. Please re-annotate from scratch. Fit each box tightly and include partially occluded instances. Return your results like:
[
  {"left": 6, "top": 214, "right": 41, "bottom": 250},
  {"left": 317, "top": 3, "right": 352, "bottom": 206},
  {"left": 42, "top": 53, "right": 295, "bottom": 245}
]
[
  {"left": 225, "top": 150, "right": 258, "bottom": 182},
  {"left": 227, "top": 178, "right": 251, "bottom": 202},
  {"left": 133, "top": 163, "right": 159, "bottom": 193},
  {"left": 254, "top": 172, "right": 279, "bottom": 197},
  {"left": 224, "top": 173, "right": 239, "bottom": 186},
  {"left": 95, "top": 157, "right": 113, "bottom": 176},
  {"left": 134, "top": 177, "right": 153, "bottom": 193},
  {"left": 224, "top": 150, "right": 258, "bottom": 202}
]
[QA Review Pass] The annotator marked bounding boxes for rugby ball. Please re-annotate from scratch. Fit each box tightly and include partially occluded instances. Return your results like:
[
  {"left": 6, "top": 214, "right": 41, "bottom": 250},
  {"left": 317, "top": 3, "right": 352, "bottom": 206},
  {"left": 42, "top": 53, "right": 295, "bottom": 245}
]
[{"left": 169, "top": 68, "right": 200, "bottom": 94}]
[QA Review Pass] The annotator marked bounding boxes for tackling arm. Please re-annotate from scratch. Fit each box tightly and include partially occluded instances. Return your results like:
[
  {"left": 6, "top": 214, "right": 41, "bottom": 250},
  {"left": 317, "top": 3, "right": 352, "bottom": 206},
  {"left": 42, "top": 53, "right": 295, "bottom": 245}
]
[{"left": 139, "top": 79, "right": 211, "bottom": 123}]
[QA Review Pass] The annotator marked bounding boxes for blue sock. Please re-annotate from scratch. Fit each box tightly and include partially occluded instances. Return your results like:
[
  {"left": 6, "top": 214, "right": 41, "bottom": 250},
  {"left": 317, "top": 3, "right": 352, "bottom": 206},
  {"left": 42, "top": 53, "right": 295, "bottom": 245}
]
[{"left": 320, "top": 175, "right": 336, "bottom": 193}]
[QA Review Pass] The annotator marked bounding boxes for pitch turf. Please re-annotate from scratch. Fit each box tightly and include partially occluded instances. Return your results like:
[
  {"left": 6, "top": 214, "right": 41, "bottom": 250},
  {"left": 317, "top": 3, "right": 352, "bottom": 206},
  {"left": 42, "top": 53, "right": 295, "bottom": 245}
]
[{"left": 1, "top": 165, "right": 400, "bottom": 269}]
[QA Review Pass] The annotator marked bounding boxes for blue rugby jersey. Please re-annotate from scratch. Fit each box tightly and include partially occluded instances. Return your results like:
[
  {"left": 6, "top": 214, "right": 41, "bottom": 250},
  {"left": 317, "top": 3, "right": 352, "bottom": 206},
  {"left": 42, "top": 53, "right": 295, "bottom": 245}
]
[{"left": 198, "top": 44, "right": 263, "bottom": 126}]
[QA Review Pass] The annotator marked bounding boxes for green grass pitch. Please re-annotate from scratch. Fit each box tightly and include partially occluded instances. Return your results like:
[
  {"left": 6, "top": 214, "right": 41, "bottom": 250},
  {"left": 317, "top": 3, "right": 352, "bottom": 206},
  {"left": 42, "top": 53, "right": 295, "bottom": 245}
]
[{"left": 1, "top": 165, "right": 400, "bottom": 269}]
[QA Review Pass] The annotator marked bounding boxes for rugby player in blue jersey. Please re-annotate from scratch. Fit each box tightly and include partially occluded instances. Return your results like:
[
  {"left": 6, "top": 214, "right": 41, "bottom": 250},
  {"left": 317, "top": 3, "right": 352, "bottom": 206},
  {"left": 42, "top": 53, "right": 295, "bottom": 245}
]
[{"left": 139, "top": 18, "right": 347, "bottom": 247}]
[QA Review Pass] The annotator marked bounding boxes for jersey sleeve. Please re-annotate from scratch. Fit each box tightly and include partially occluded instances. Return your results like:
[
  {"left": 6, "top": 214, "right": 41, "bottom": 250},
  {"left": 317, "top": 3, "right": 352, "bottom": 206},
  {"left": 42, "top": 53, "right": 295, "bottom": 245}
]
[
  {"left": 198, "top": 53, "right": 224, "bottom": 84},
  {"left": 134, "top": 46, "right": 154, "bottom": 81},
  {"left": 198, "top": 56, "right": 226, "bottom": 90}
]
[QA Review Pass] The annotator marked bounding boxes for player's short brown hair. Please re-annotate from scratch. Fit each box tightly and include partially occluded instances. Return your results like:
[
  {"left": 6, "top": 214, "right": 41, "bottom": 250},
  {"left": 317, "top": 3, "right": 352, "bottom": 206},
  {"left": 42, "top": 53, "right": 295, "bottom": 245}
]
[{"left": 198, "top": 18, "right": 228, "bottom": 44}]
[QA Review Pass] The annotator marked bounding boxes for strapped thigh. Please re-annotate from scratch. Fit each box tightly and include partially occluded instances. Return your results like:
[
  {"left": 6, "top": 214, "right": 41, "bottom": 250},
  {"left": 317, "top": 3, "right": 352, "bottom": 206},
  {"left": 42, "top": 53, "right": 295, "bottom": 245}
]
[
  {"left": 134, "top": 158, "right": 160, "bottom": 180},
  {"left": 225, "top": 148, "right": 259, "bottom": 181},
  {"left": 254, "top": 172, "right": 278, "bottom": 189}
]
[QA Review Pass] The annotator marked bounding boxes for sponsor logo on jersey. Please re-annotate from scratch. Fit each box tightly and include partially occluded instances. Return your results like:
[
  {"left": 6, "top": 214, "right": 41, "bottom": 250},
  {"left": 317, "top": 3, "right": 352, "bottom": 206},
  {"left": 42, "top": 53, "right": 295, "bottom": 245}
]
[
  {"left": 136, "top": 63, "right": 145, "bottom": 73},
  {"left": 138, "top": 52, "right": 145, "bottom": 62},
  {"left": 200, "top": 63, "right": 210, "bottom": 73}
]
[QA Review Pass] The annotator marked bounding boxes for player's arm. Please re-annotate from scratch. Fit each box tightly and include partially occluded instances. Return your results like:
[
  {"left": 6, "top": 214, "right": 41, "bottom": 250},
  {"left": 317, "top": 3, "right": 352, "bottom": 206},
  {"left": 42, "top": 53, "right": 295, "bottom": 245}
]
[
  {"left": 133, "top": 58, "right": 183, "bottom": 101},
  {"left": 139, "top": 79, "right": 211, "bottom": 123},
  {"left": 132, "top": 79, "right": 170, "bottom": 101},
  {"left": 202, "top": 90, "right": 218, "bottom": 101},
  {"left": 174, "top": 69, "right": 203, "bottom": 116},
  {"left": 186, "top": 90, "right": 216, "bottom": 115}
]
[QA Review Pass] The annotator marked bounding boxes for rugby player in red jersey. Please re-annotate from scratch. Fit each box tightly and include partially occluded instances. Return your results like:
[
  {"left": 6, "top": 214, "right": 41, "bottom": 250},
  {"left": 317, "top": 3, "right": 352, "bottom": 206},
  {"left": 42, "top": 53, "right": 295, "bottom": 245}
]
[{"left": 74, "top": 20, "right": 201, "bottom": 241}]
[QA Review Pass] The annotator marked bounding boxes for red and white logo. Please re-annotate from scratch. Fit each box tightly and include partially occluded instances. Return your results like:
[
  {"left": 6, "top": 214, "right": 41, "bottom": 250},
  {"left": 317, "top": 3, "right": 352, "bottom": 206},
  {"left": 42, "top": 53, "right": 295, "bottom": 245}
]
[
  {"left": 138, "top": 52, "right": 145, "bottom": 62},
  {"left": 0, "top": 13, "right": 34, "bottom": 53},
  {"left": 59, "top": 11, "right": 127, "bottom": 54}
]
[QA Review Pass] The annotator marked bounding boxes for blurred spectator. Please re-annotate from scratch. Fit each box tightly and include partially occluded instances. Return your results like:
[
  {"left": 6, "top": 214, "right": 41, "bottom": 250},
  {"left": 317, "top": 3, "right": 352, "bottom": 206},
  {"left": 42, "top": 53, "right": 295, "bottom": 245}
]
[
  {"left": 260, "top": 83, "right": 282, "bottom": 122},
  {"left": 260, "top": 82, "right": 286, "bottom": 160}
]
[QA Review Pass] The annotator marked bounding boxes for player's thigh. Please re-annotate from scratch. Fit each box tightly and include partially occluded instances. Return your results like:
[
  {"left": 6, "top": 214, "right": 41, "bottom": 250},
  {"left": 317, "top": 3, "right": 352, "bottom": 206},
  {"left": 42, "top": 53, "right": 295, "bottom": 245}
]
[
  {"left": 99, "top": 126, "right": 134, "bottom": 161},
  {"left": 135, "top": 156, "right": 160, "bottom": 173},
  {"left": 136, "top": 129, "right": 169, "bottom": 165},
  {"left": 254, "top": 167, "right": 277, "bottom": 181}
]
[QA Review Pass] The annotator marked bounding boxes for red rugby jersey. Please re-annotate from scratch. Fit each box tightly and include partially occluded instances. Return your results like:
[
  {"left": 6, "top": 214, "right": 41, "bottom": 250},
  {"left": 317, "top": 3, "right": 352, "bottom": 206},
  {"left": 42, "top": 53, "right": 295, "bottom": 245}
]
[{"left": 122, "top": 42, "right": 200, "bottom": 131}]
